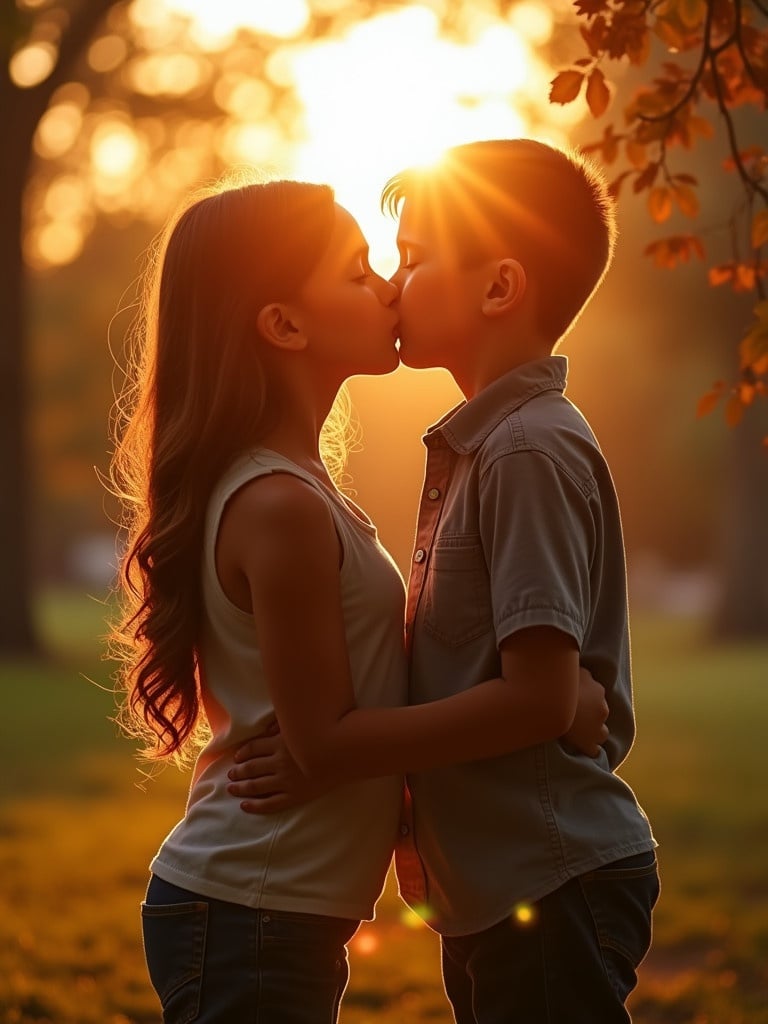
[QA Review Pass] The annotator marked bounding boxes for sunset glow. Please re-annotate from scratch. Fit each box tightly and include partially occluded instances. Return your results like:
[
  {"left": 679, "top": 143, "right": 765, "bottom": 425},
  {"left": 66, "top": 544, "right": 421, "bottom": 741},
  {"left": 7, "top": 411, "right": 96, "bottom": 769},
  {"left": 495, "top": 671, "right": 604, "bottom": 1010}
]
[
  {"left": 161, "top": 0, "right": 311, "bottom": 47},
  {"left": 27, "top": 1, "right": 585, "bottom": 270},
  {"left": 284, "top": 4, "right": 571, "bottom": 274}
]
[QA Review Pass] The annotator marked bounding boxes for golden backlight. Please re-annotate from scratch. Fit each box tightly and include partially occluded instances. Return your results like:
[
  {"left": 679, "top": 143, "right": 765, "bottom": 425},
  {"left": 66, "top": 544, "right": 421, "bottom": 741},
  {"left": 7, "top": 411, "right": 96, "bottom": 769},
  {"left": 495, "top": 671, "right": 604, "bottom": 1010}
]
[
  {"left": 25, "top": 0, "right": 587, "bottom": 567},
  {"left": 289, "top": 3, "right": 564, "bottom": 277},
  {"left": 274, "top": 4, "right": 580, "bottom": 572}
]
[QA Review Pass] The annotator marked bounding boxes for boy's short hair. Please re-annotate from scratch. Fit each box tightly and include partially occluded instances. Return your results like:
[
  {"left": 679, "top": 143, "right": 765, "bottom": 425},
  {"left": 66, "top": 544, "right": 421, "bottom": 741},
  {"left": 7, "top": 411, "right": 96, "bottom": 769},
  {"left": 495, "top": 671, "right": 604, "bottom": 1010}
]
[{"left": 382, "top": 139, "right": 617, "bottom": 343}]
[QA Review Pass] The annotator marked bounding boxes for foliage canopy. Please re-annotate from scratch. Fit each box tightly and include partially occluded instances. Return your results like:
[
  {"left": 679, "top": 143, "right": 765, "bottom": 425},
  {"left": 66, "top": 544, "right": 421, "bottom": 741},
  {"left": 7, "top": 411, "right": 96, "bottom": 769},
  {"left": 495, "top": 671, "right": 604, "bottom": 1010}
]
[{"left": 550, "top": 0, "right": 768, "bottom": 432}]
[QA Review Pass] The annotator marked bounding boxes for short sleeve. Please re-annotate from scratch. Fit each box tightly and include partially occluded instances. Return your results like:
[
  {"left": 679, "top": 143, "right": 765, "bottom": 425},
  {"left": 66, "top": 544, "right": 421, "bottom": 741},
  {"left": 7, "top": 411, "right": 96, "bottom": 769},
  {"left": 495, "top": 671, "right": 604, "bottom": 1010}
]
[{"left": 478, "top": 450, "right": 595, "bottom": 648}]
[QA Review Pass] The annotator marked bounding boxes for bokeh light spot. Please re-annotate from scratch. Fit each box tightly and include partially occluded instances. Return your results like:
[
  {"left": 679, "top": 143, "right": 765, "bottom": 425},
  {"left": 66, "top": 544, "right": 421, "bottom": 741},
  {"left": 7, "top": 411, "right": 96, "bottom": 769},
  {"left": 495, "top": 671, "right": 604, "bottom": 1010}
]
[
  {"left": 91, "top": 123, "right": 143, "bottom": 182},
  {"left": 32, "top": 222, "right": 85, "bottom": 269},
  {"left": 400, "top": 904, "right": 432, "bottom": 929},
  {"left": 352, "top": 929, "right": 379, "bottom": 955},
  {"left": 88, "top": 34, "right": 129, "bottom": 73},
  {"left": 34, "top": 103, "right": 83, "bottom": 159},
  {"left": 508, "top": 2, "right": 554, "bottom": 45},
  {"left": 10, "top": 43, "right": 57, "bottom": 88}
]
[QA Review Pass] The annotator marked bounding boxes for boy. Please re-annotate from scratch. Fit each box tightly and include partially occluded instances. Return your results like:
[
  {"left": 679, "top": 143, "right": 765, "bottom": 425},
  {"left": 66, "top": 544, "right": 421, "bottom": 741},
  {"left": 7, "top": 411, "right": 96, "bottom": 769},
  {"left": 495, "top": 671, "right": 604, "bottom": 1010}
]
[
  {"left": 383, "top": 139, "right": 657, "bottom": 1022},
  {"left": 230, "top": 139, "right": 658, "bottom": 1022}
]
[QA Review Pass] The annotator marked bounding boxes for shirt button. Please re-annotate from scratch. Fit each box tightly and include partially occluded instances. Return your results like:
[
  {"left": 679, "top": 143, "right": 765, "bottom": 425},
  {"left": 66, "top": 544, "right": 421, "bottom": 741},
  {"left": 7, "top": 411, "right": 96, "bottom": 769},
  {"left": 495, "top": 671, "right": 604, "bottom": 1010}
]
[
  {"left": 427, "top": 488, "right": 440, "bottom": 500},
  {"left": 414, "top": 549, "right": 426, "bottom": 563},
  {"left": 400, "top": 824, "right": 410, "bottom": 836}
]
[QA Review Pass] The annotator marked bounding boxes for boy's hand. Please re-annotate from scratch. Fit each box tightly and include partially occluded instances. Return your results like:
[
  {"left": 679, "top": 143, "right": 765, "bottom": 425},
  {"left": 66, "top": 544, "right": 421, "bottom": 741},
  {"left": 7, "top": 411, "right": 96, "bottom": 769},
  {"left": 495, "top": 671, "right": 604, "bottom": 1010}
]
[
  {"left": 561, "top": 667, "right": 609, "bottom": 757},
  {"left": 227, "top": 726, "right": 324, "bottom": 813}
]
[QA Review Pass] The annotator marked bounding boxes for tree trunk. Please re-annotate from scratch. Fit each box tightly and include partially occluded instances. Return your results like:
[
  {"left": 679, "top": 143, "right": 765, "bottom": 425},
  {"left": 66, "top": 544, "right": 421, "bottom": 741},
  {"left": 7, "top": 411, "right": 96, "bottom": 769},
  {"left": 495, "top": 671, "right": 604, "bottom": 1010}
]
[
  {"left": 0, "top": 73, "right": 39, "bottom": 654},
  {"left": 0, "top": 0, "right": 114, "bottom": 655},
  {"left": 711, "top": 404, "right": 768, "bottom": 640}
]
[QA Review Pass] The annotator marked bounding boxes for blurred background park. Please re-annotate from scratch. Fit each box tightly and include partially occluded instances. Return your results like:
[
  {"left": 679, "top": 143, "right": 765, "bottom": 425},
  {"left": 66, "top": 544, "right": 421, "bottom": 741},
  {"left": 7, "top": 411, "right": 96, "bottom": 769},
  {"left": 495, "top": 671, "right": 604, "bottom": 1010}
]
[{"left": 2, "top": 0, "right": 767, "bottom": 1021}]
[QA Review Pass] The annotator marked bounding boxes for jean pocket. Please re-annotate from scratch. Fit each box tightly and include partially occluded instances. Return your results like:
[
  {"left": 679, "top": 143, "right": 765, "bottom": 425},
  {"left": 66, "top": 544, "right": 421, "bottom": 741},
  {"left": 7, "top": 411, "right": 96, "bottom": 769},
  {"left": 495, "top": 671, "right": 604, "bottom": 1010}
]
[
  {"left": 578, "top": 854, "right": 660, "bottom": 1000},
  {"left": 141, "top": 901, "right": 208, "bottom": 1024},
  {"left": 423, "top": 538, "right": 491, "bottom": 646},
  {"left": 259, "top": 911, "right": 357, "bottom": 1013}
]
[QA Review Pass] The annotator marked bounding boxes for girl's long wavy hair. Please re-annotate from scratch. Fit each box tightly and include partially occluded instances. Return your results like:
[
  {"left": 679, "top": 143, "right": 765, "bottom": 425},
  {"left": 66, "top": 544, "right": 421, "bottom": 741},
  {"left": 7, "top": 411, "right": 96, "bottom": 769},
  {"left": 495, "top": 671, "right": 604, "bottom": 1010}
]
[{"left": 108, "top": 174, "right": 344, "bottom": 764}]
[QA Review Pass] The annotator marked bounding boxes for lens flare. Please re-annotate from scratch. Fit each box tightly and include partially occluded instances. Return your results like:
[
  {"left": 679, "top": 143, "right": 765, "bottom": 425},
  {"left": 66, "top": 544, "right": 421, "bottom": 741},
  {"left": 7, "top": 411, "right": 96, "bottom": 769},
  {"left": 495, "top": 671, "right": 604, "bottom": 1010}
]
[
  {"left": 512, "top": 902, "right": 537, "bottom": 927},
  {"left": 399, "top": 903, "right": 433, "bottom": 929}
]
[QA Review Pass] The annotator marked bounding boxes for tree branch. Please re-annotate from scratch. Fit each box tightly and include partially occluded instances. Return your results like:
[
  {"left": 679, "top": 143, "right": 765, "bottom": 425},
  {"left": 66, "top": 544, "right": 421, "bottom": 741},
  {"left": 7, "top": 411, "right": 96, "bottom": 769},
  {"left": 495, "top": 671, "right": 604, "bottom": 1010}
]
[
  {"left": 733, "top": 0, "right": 767, "bottom": 90},
  {"left": 636, "top": 0, "right": 715, "bottom": 124},
  {"left": 710, "top": 45, "right": 768, "bottom": 204}
]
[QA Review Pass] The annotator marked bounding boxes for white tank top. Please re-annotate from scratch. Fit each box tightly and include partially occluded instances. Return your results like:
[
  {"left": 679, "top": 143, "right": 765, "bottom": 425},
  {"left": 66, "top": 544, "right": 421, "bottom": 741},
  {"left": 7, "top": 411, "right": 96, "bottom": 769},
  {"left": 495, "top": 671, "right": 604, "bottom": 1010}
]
[{"left": 150, "top": 450, "right": 407, "bottom": 920}]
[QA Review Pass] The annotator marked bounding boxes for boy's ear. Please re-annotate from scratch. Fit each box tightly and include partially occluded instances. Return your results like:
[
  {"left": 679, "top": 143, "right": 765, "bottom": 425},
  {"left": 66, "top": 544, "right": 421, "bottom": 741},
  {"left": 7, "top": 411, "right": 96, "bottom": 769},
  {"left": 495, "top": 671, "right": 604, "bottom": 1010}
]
[
  {"left": 481, "top": 259, "right": 526, "bottom": 317},
  {"left": 256, "top": 303, "right": 308, "bottom": 352}
]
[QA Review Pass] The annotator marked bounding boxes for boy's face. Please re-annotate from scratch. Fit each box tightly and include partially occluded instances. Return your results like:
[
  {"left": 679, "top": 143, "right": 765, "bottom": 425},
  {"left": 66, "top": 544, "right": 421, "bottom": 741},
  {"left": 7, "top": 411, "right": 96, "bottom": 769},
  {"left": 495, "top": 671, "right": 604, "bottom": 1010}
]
[{"left": 391, "top": 200, "right": 484, "bottom": 372}]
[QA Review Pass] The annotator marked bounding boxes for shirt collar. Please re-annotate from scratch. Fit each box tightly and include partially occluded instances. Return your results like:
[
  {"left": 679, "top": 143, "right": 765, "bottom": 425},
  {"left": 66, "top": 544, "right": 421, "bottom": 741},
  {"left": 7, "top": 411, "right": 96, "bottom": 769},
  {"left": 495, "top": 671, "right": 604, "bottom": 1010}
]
[{"left": 425, "top": 355, "right": 568, "bottom": 454}]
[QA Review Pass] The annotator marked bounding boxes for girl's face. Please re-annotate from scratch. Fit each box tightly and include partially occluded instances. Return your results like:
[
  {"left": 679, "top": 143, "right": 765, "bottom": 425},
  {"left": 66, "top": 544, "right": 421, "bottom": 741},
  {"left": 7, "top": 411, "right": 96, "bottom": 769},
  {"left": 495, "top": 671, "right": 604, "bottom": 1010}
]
[{"left": 293, "top": 204, "right": 399, "bottom": 379}]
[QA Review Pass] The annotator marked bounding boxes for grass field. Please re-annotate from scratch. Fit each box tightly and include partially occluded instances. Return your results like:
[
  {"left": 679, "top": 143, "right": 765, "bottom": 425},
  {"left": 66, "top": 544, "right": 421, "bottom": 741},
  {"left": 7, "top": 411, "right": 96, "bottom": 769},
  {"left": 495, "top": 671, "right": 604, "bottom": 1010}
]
[{"left": 2, "top": 592, "right": 767, "bottom": 1023}]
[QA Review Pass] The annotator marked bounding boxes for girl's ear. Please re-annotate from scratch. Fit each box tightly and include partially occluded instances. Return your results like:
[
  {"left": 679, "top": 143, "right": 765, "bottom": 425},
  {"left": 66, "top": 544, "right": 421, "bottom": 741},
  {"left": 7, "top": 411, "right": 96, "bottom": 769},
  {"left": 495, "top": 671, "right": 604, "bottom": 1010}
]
[
  {"left": 481, "top": 259, "right": 527, "bottom": 316},
  {"left": 256, "top": 303, "right": 308, "bottom": 352}
]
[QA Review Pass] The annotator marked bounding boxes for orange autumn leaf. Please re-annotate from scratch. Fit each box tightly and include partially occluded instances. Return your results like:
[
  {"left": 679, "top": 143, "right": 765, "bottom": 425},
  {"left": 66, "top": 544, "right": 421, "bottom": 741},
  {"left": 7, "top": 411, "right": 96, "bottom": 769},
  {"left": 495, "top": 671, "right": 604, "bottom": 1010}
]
[
  {"left": 688, "top": 116, "right": 715, "bottom": 140},
  {"left": 654, "top": 18, "right": 686, "bottom": 51},
  {"left": 625, "top": 139, "right": 647, "bottom": 168},
  {"left": 633, "top": 160, "right": 659, "bottom": 192},
  {"left": 644, "top": 234, "right": 706, "bottom": 267},
  {"left": 708, "top": 264, "right": 734, "bottom": 287},
  {"left": 739, "top": 304, "right": 768, "bottom": 372},
  {"left": 735, "top": 264, "right": 757, "bottom": 291},
  {"left": 549, "top": 70, "right": 585, "bottom": 105},
  {"left": 586, "top": 68, "right": 611, "bottom": 117},
  {"left": 677, "top": 0, "right": 707, "bottom": 28},
  {"left": 696, "top": 390, "right": 722, "bottom": 418},
  {"left": 673, "top": 183, "right": 700, "bottom": 218},
  {"left": 648, "top": 186, "right": 673, "bottom": 223}
]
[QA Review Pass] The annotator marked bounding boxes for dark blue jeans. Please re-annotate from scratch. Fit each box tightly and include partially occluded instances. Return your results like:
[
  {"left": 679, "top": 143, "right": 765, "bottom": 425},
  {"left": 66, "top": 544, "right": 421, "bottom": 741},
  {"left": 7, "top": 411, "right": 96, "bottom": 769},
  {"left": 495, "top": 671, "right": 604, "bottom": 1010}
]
[
  {"left": 440, "top": 851, "right": 660, "bottom": 1024},
  {"left": 141, "top": 875, "right": 359, "bottom": 1023}
]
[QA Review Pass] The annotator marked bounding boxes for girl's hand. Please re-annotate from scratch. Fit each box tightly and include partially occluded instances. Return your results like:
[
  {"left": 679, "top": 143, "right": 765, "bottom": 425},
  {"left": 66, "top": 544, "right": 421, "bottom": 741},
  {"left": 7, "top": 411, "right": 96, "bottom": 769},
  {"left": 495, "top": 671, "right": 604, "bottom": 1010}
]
[
  {"left": 560, "top": 667, "right": 609, "bottom": 757},
  {"left": 227, "top": 728, "right": 325, "bottom": 813}
]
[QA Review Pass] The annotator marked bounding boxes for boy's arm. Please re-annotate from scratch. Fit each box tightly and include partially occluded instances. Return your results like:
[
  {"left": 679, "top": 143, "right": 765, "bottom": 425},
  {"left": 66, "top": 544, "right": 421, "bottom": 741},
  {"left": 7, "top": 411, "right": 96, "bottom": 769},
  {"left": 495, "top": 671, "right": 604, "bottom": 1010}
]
[
  {"left": 294, "top": 622, "right": 581, "bottom": 783},
  {"left": 228, "top": 642, "right": 607, "bottom": 810}
]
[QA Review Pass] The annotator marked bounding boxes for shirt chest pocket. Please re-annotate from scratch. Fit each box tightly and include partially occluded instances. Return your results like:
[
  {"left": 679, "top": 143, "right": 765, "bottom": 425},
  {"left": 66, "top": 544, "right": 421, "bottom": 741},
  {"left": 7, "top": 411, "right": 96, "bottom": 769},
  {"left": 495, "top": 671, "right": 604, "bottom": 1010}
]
[{"left": 422, "top": 537, "right": 492, "bottom": 647}]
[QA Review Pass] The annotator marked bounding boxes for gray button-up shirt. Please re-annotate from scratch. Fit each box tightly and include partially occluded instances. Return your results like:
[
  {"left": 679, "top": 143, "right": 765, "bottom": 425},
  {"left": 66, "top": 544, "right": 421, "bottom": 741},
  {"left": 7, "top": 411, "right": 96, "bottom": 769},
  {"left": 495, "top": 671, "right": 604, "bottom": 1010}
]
[{"left": 396, "top": 355, "right": 655, "bottom": 936}]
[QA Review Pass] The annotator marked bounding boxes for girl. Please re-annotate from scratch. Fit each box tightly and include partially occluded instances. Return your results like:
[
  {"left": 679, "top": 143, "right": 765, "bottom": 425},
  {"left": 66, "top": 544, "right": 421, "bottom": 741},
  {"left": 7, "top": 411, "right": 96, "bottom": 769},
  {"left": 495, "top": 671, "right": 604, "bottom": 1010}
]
[{"left": 110, "top": 175, "right": 606, "bottom": 1024}]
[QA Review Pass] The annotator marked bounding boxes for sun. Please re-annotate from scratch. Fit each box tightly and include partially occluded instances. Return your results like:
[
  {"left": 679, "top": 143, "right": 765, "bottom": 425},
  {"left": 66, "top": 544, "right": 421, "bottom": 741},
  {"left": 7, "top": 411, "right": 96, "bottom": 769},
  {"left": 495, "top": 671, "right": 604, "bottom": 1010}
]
[{"left": 286, "top": 4, "right": 569, "bottom": 276}]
